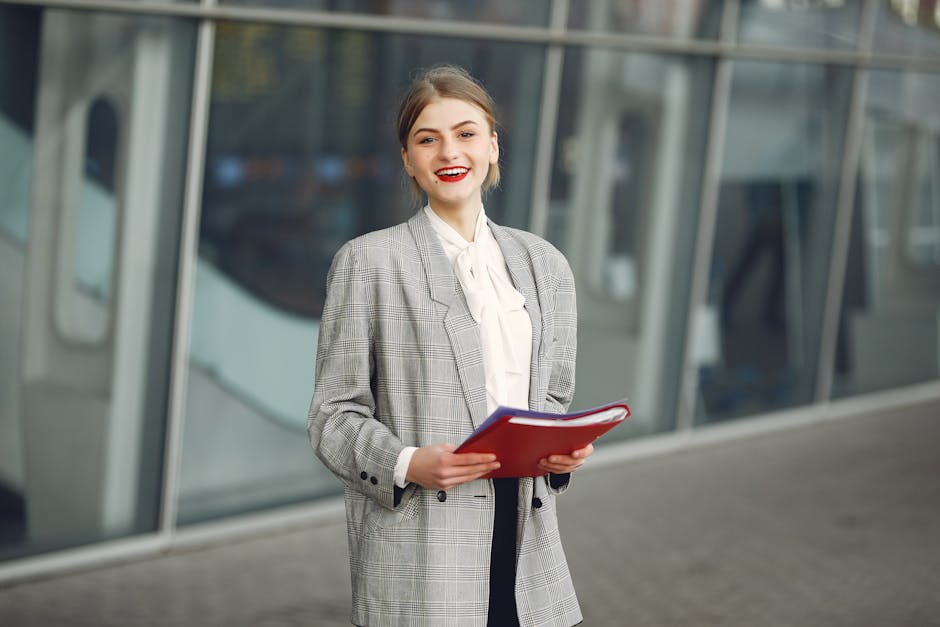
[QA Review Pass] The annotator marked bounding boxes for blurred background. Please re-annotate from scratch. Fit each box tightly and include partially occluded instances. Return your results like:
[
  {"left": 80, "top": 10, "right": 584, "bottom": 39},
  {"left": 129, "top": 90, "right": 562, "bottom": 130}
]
[{"left": 0, "top": 0, "right": 939, "bottom": 581}]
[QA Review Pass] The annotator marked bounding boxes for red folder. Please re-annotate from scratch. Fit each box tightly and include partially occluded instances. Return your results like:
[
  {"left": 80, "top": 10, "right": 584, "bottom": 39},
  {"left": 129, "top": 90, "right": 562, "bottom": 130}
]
[{"left": 454, "top": 400, "right": 631, "bottom": 478}]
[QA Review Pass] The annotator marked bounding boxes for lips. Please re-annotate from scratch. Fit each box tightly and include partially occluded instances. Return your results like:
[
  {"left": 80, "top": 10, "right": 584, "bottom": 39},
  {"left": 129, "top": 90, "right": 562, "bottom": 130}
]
[{"left": 435, "top": 167, "right": 469, "bottom": 182}]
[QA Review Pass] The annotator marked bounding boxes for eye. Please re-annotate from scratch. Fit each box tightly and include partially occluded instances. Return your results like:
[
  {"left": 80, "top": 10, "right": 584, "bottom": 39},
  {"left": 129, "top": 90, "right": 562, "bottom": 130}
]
[
  {"left": 459, "top": 131, "right": 476, "bottom": 139},
  {"left": 417, "top": 136, "right": 435, "bottom": 144}
]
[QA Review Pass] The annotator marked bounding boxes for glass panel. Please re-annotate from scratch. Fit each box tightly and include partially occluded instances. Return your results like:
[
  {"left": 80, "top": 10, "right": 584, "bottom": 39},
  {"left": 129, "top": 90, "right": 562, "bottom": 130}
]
[
  {"left": 218, "top": 0, "right": 551, "bottom": 26},
  {"left": 873, "top": 0, "right": 940, "bottom": 58},
  {"left": 0, "top": 6, "right": 195, "bottom": 562},
  {"left": 907, "top": 133, "right": 940, "bottom": 267},
  {"left": 568, "top": 0, "right": 724, "bottom": 39},
  {"left": 696, "top": 61, "right": 853, "bottom": 423},
  {"left": 548, "top": 47, "right": 714, "bottom": 438},
  {"left": 832, "top": 69, "right": 940, "bottom": 398},
  {"left": 737, "top": 0, "right": 862, "bottom": 50},
  {"left": 178, "top": 24, "right": 545, "bottom": 524},
  {"left": 55, "top": 97, "right": 119, "bottom": 345},
  {"left": 0, "top": 4, "right": 39, "bottom": 560}
]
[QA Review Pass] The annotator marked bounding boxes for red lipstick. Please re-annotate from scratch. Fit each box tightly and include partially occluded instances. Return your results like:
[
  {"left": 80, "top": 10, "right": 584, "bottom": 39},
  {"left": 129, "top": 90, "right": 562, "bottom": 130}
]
[{"left": 435, "top": 167, "right": 469, "bottom": 182}]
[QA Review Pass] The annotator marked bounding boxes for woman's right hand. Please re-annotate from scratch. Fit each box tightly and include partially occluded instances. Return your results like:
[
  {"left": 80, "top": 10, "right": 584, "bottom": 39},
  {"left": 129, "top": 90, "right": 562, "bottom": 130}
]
[{"left": 406, "top": 444, "right": 500, "bottom": 490}]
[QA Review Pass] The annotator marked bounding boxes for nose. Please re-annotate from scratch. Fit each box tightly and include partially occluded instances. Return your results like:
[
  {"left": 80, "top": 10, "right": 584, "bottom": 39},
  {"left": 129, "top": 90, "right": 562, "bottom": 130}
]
[{"left": 438, "top": 135, "right": 459, "bottom": 160}]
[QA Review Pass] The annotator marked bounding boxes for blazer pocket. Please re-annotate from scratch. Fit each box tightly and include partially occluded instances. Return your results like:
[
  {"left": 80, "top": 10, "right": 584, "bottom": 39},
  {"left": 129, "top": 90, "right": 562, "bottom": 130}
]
[{"left": 362, "top": 488, "right": 420, "bottom": 540}]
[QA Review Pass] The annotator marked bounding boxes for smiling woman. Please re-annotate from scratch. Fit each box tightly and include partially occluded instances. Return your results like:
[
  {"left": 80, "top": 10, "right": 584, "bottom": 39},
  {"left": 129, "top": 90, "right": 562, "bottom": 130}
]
[
  {"left": 307, "top": 65, "right": 588, "bottom": 627},
  {"left": 400, "top": 97, "right": 500, "bottom": 231},
  {"left": 179, "top": 28, "right": 547, "bottom": 529},
  {"left": 396, "top": 65, "right": 502, "bottom": 203}
]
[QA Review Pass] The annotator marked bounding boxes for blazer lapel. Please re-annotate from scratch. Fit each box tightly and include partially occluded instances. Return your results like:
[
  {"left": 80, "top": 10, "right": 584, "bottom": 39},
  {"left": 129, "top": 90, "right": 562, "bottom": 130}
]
[
  {"left": 490, "top": 222, "right": 544, "bottom": 412},
  {"left": 408, "top": 211, "right": 488, "bottom": 428}
]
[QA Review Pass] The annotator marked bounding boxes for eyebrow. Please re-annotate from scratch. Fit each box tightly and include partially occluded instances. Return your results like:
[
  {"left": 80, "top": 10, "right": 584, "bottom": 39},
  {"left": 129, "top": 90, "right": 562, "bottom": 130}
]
[{"left": 411, "top": 120, "right": 480, "bottom": 137}]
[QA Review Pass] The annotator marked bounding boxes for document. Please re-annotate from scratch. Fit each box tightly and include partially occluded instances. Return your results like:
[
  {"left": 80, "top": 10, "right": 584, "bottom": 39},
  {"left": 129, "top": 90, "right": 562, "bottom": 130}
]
[{"left": 454, "top": 400, "right": 631, "bottom": 478}]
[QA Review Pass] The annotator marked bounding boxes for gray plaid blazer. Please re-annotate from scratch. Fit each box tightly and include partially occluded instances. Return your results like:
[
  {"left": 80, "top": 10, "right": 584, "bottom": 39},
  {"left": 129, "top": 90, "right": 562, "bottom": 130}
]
[{"left": 308, "top": 209, "right": 581, "bottom": 627}]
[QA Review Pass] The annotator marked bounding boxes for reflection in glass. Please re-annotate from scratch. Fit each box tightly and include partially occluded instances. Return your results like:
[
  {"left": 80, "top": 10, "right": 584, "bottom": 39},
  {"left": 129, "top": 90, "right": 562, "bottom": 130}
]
[
  {"left": 697, "top": 61, "right": 852, "bottom": 423},
  {"left": 737, "top": 0, "right": 861, "bottom": 50},
  {"left": 874, "top": 0, "right": 940, "bottom": 59},
  {"left": 0, "top": 7, "right": 194, "bottom": 562},
  {"left": 219, "top": 0, "right": 551, "bottom": 26},
  {"left": 568, "top": 0, "right": 723, "bottom": 38},
  {"left": 56, "top": 97, "right": 119, "bottom": 345},
  {"left": 549, "top": 47, "right": 713, "bottom": 438},
  {"left": 832, "top": 69, "right": 940, "bottom": 398},
  {"left": 0, "top": 3, "right": 39, "bottom": 562},
  {"left": 906, "top": 133, "right": 940, "bottom": 267},
  {"left": 179, "top": 24, "right": 546, "bottom": 524}
]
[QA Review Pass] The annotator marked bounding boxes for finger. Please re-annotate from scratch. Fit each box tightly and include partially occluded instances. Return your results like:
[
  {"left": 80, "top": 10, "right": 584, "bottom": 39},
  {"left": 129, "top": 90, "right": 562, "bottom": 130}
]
[
  {"left": 562, "top": 444, "right": 594, "bottom": 460},
  {"left": 439, "top": 460, "right": 500, "bottom": 480},
  {"left": 542, "top": 464, "right": 578, "bottom": 474},
  {"left": 440, "top": 464, "right": 501, "bottom": 488},
  {"left": 449, "top": 452, "right": 498, "bottom": 466},
  {"left": 573, "top": 443, "right": 595, "bottom": 458},
  {"left": 434, "top": 444, "right": 496, "bottom": 465},
  {"left": 539, "top": 459, "right": 583, "bottom": 474},
  {"left": 456, "top": 461, "right": 500, "bottom": 477}
]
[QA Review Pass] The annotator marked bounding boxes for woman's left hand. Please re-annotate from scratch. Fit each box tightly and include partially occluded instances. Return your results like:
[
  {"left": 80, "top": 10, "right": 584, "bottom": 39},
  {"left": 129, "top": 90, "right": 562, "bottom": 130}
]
[{"left": 537, "top": 442, "right": 594, "bottom": 475}]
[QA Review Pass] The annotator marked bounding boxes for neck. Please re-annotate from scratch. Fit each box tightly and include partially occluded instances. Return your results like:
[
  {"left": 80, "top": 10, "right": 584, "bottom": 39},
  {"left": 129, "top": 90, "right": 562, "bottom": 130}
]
[{"left": 428, "top": 203, "right": 481, "bottom": 242}]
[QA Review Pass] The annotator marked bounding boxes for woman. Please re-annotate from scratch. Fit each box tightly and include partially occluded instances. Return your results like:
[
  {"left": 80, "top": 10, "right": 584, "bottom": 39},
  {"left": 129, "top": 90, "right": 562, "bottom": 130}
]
[{"left": 308, "top": 65, "right": 591, "bottom": 627}]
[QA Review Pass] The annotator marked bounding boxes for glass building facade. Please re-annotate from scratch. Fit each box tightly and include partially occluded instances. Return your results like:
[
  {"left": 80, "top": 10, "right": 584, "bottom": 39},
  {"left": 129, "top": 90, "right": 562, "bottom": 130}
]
[{"left": 1, "top": 0, "right": 939, "bottom": 576}]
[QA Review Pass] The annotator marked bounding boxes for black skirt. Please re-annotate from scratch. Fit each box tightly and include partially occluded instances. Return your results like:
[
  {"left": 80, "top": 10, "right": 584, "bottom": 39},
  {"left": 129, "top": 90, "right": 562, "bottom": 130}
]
[{"left": 487, "top": 477, "right": 520, "bottom": 627}]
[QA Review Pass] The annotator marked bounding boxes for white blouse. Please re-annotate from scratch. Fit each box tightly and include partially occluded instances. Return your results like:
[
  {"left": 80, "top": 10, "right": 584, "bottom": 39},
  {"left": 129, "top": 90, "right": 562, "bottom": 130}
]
[{"left": 393, "top": 206, "right": 533, "bottom": 487}]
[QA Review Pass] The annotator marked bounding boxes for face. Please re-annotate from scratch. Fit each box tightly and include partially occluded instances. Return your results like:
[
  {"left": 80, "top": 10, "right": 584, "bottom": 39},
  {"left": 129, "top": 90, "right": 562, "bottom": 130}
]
[{"left": 401, "top": 97, "right": 499, "bottom": 215}]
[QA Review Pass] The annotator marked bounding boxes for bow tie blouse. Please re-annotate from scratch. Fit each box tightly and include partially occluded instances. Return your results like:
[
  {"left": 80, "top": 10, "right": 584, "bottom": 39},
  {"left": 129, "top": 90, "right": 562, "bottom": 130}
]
[{"left": 392, "top": 206, "right": 533, "bottom": 487}]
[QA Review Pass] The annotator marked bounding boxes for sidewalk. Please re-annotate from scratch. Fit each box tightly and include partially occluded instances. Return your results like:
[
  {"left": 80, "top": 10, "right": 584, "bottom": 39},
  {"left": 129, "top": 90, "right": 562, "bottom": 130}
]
[{"left": 1, "top": 400, "right": 938, "bottom": 626}]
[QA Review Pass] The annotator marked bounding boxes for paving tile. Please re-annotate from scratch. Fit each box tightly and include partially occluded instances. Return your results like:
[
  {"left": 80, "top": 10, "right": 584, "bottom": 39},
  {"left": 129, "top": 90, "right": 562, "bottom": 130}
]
[{"left": 1, "top": 402, "right": 938, "bottom": 626}]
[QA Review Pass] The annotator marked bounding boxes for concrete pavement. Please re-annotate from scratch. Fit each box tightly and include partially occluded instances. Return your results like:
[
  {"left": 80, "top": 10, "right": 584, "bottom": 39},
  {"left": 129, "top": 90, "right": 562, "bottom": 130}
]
[{"left": 1, "top": 400, "right": 938, "bottom": 626}]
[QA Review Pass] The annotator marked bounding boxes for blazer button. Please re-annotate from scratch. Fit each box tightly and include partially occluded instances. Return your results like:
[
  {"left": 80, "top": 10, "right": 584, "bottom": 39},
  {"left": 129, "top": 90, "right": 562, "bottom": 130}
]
[
  {"left": 370, "top": 476, "right": 378, "bottom": 485},
  {"left": 532, "top": 497, "right": 543, "bottom": 509},
  {"left": 437, "top": 490, "right": 447, "bottom": 503},
  {"left": 359, "top": 471, "right": 368, "bottom": 480}
]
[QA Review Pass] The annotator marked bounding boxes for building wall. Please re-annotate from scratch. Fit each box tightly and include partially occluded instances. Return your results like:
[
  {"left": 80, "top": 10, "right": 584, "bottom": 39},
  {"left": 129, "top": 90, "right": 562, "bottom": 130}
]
[{"left": 1, "top": 0, "right": 939, "bottom": 573}]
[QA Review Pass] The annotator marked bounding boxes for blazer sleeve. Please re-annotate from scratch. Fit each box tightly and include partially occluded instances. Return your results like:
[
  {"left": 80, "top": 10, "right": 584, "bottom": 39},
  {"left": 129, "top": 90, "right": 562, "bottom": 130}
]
[
  {"left": 544, "top": 248, "right": 578, "bottom": 494},
  {"left": 307, "top": 242, "right": 405, "bottom": 511},
  {"left": 545, "top": 249, "right": 577, "bottom": 414}
]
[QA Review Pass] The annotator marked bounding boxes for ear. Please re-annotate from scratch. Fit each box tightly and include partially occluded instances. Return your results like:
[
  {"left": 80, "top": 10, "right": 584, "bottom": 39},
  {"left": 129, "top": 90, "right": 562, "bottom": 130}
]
[
  {"left": 489, "top": 132, "right": 499, "bottom": 165},
  {"left": 401, "top": 147, "right": 414, "bottom": 177}
]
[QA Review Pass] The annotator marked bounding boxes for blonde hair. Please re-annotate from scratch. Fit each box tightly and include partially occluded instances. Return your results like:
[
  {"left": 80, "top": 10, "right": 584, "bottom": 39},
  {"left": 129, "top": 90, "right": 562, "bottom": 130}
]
[{"left": 397, "top": 65, "right": 501, "bottom": 198}]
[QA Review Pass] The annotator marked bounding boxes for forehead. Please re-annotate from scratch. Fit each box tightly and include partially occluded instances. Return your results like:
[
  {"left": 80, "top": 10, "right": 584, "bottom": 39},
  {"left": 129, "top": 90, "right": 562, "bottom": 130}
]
[{"left": 411, "top": 97, "right": 490, "bottom": 132}]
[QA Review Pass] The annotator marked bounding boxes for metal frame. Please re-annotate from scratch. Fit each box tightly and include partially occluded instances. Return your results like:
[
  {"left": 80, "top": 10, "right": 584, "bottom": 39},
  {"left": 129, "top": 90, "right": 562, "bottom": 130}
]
[
  {"left": 158, "top": 0, "right": 218, "bottom": 538},
  {"left": 815, "top": 0, "right": 879, "bottom": 402},
  {"left": 2, "top": 0, "right": 940, "bottom": 585},
  {"left": 593, "top": 379, "right": 940, "bottom": 471},
  {"left": 4, "top": 0, "right": 940, "bottom": 71},
  {"left": 528, "top": 0, "right": 568, "bottom": 238},
  {"left": 675, "top": 0, "right": 739, "bottom": 431}
]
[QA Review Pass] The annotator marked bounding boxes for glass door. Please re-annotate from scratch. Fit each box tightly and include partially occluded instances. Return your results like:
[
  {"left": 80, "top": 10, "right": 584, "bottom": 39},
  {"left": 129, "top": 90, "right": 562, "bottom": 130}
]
[{"left": 0, "top": 6, "right": 195, "bottom": 561}]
